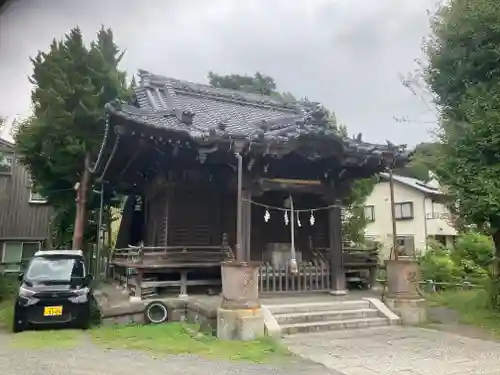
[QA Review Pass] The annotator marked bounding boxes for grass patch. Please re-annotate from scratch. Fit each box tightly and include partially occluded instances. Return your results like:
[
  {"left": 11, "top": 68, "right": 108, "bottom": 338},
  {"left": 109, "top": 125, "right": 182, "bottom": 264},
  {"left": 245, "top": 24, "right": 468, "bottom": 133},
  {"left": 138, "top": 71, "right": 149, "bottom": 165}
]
[
  {"left": 0, "top": 299, "right": 14, "bottom": 331},
  {"left": 91, "top": 323, "right": 290, "bottom": 363},
  {"left": 9, "top": 329, "right": 83, "bottom": 349},
  {"left": 1, "top": 290, "right": 288, "bottom": 361},
  {"left": 426, "top": 289, "right": 500, "bottom": 337}
]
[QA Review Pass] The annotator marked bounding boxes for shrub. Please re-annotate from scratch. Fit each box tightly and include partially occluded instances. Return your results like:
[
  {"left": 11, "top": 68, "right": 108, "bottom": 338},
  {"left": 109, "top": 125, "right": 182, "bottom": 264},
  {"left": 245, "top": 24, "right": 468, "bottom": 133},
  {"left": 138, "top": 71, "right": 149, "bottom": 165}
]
[
  {"left": 453, "top": 231, "right": 493, "bottom": 269},
  {"left": 420, "top": 242, "right": 462, "bottom": 283},
  {"left": 419, "top": 233, "right": 491, "bottom": 284},
  {"left": 0, "top": 274, "right": 18, "bottom": 302}
]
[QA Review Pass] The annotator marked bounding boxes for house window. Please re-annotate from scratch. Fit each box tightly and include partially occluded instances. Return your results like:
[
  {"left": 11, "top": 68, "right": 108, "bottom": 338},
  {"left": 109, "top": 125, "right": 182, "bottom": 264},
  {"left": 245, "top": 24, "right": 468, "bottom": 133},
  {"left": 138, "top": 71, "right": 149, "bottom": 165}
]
[
  {"left": 395, "top": 202, "right": 414, "bottom": 220},
  {"left": 1, "top": 241, "right": 41, "bottom": 272},
  {"left": 0, "top": 150, "right": 14, "bottom": 174},
  {"left": 29, "top": 186, "right": 48, "bottom": 204},
  {"left": 395, "top": 235, "right": 416, "bottom": 257},
  {"left": 364, "top": 206, "right": 375, "bottom": 222}
]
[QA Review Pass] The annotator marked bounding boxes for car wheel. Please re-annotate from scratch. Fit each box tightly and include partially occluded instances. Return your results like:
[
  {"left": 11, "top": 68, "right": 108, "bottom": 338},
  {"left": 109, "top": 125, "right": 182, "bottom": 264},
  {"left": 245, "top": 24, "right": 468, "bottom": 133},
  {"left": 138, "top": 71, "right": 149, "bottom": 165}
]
[
  {"left": 12, "top": 319, "right": 24, "bottom": 333},
  {"left": 80, "top": 319, "right": 91, "bottom": 330}
]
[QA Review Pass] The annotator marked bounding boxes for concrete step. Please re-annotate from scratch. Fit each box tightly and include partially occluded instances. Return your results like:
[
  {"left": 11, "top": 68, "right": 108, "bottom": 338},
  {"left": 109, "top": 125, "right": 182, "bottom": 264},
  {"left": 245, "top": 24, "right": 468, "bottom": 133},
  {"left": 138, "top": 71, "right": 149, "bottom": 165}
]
[
  {"left": 281, "top": 317, "right": 390, "bottom": 335},
  {"left": 265, "top": 300, "right": 371, "bottom": 315},
  {"left": 275, "top": 308, "right": 380, "bottom": 324}
]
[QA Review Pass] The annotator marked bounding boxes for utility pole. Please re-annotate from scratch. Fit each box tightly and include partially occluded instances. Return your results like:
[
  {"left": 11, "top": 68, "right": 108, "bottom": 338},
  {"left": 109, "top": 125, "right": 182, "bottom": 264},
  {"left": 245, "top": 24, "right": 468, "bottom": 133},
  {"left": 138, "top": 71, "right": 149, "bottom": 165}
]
[
  {"left": 388, "top": 167, "right": 398, "bottom": 260},
  {"left": 383, "top": 152, "right": 398, "bottom": 260}
]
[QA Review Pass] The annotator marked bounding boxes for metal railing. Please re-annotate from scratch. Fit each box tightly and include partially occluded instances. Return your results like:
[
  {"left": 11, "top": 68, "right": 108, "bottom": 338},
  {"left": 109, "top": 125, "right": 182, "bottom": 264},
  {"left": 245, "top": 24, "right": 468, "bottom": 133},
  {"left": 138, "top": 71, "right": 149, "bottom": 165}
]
[{"left": 377, "top": 277, "right": 481, "bottom": 293}]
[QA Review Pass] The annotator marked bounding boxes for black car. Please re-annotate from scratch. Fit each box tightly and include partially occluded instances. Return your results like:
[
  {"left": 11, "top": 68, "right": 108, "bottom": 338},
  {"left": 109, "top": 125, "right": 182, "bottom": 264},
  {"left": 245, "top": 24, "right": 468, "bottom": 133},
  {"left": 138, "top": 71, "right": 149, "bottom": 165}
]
[{"left": 13, "top": 249, "right": 95, "bottom": 333}]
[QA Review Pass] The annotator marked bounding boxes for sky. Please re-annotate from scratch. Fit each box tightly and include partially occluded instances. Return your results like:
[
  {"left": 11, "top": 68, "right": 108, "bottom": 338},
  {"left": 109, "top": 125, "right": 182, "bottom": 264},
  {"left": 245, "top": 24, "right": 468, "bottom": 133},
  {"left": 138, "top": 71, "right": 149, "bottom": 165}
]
[{"left": 0, "top": 0, "right": 441, "bottom": 146}]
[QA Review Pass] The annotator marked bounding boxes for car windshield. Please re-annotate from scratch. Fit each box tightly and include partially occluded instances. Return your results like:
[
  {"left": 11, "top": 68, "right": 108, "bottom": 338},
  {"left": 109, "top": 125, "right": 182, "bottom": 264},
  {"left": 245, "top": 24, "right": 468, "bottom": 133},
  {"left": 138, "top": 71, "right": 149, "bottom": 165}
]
[{"left": 25, "top": 256, "right": 85, "bottom": 283}]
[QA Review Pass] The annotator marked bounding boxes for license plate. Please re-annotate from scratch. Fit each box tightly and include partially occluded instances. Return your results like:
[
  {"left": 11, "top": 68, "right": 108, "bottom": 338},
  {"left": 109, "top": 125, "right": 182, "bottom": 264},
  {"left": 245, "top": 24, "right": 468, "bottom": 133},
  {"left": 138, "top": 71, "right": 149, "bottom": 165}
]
[{"left": 43, "top": 306, "right": 63, "bottom": 316}]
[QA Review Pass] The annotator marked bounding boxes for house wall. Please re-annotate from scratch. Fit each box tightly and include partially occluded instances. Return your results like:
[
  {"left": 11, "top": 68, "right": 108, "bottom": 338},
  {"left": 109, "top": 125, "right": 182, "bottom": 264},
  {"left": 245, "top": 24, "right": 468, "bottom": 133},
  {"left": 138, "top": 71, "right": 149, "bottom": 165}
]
[
  {"left": 0, "top": 157, "right": 53, "bottom": 240},
  {"left": 424, "top": 198, "right": 457, "bottom": 237},
  {"left": 364, "top": 180, "right": 456, "bottom": 259}
]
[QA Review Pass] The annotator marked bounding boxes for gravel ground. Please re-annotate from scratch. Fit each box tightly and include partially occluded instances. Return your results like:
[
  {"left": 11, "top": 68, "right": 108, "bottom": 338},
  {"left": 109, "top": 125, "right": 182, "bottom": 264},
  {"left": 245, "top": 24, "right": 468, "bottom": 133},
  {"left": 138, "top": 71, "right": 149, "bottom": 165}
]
[{"left": 0, "top": 332, "right": 344, "bottom": 375}]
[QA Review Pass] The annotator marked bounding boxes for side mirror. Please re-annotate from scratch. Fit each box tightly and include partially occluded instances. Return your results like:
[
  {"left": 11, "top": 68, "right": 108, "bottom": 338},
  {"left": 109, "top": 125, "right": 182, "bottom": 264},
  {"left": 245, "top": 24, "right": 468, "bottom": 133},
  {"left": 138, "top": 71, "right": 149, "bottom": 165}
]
[
  {"left": 17, "top": 273, "right": 24, "bottom": 282},
  {"left": 85, "top": 274, "right": 94, "bottom": 285}
]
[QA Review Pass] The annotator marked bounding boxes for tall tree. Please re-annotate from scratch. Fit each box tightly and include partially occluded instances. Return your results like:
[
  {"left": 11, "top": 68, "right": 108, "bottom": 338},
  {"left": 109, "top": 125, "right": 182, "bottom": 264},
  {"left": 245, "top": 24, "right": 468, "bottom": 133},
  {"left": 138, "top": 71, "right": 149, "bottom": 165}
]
[
  {"left": 15, "top": 27, "right": 130, "bottom": 249},
  {"left": 208, "top": 72, "right": 376, "bottom": 244},
  {"left": 425, "top": 0, "right": 500, "bottom": 282},
  {"left": 394, "top": 142, "right": 440, "bottom": 181}
]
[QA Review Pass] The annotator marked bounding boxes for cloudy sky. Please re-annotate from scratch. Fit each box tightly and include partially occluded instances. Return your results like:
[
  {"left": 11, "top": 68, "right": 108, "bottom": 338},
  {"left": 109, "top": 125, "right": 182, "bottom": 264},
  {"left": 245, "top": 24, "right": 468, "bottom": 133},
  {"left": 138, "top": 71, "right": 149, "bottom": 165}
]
[{"left": 0, "top": 0, "right": 440, "bottom": 146}]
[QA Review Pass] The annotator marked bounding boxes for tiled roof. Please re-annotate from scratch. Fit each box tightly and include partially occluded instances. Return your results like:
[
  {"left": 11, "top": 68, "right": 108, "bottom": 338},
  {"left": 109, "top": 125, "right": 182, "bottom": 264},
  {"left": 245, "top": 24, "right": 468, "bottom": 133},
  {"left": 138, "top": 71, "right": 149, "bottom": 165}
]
[
  {"left": 107, "top": 70, "right": 338, "bottom": 143},
  {"left": 97, "top": 70, "right": 410, "bottom": 175},
  {"left": 380, "top": 173, "right": 444, "bottom": 195}
]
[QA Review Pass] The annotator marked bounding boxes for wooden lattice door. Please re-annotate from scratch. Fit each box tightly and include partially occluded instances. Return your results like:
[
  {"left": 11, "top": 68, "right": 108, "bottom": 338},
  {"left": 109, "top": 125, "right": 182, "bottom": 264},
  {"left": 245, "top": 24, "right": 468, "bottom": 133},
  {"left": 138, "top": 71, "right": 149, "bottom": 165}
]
[{"left": 168, "top": 186, "right": 221, "bottom": 246}]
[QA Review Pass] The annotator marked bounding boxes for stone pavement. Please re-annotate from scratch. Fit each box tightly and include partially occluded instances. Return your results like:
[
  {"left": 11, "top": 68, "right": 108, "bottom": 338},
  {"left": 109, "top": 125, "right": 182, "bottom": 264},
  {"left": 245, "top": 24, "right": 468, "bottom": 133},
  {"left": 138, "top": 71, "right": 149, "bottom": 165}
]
[{"left": 283, "top": 326, "right": 500, "bottom": 375}]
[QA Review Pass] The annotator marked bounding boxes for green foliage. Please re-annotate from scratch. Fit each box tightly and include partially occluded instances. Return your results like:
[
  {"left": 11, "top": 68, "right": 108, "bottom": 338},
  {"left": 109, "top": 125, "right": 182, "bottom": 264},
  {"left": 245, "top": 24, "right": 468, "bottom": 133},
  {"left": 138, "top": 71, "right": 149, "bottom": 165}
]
[
  {"left": 208, "top": 71, "right": 281, "bottom": 97},
  {"left": 342, "top": 177, "right": 378, "bottom": 244},
  {"left": 420, "top": 232, "right": 493, "bottom": 284},
  {"left": 15, "top": 27, "right": 131, "bottom": 246},
  {"left": 0, "top": 274, "right": 18, "bottom": 302},
  {"left": 486, "top": 278, "right": 500, "bottom": 310},
  {"left": 394, "top": 142, "right": 441, "bottom": 181},
  {"left": 453, "top": 231, "right": 494, "bottom": 269},
  {"left": 425, "top": 0, "right": 500, "bottom": 232},
  {"left": 420, "top": 241, "right": 463, "bottom": 283}
]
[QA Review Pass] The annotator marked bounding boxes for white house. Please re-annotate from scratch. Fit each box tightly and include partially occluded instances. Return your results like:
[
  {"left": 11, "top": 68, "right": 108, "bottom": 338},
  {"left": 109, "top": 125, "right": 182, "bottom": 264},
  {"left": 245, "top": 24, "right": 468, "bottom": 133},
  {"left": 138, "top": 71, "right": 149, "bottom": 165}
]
[{"left": 364, "top": 173, "right": 457, "bottom": 259}]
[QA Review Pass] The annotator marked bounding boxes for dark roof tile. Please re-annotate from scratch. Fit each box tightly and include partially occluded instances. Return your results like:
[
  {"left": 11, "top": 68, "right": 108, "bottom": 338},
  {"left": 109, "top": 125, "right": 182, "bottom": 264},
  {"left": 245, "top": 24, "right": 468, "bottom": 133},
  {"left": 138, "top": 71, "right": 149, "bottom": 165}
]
[{"left": 101, "top": 69, "right": 409, "bottom": 169}]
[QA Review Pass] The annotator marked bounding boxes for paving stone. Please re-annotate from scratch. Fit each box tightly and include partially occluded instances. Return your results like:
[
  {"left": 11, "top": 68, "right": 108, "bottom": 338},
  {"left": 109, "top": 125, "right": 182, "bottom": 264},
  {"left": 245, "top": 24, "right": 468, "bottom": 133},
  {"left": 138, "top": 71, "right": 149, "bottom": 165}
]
[{"left": 283, "top": 326, "right": 500, "bottom": 375}]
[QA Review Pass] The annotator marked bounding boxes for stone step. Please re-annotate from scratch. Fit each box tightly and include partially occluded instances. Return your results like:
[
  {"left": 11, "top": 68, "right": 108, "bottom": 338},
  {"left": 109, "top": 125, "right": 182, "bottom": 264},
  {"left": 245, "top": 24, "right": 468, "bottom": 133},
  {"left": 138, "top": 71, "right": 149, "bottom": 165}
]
[
  {"left": 281, "top": 317, "right": 389, "bottom": 335},
  {"left": 265, "top": 300, "right": 371, "bottom": 315},
  {"left": 275, "top": 308, "right": 380, "bottom": 324}
]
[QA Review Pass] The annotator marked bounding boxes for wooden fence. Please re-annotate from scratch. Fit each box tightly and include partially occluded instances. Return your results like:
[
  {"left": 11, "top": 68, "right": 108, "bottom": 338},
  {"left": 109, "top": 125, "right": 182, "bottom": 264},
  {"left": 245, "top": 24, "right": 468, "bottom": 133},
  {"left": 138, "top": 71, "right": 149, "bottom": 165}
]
[{"left": 258, "top": 260, "right": 331, "bottom": 293}]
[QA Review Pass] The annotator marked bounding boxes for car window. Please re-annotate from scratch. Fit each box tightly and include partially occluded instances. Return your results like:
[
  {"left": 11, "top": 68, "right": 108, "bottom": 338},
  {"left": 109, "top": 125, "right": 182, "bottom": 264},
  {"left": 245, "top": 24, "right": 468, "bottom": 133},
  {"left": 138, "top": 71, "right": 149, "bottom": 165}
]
[{"left": 25, "top": 256, "right": 85, "bottom": 282}]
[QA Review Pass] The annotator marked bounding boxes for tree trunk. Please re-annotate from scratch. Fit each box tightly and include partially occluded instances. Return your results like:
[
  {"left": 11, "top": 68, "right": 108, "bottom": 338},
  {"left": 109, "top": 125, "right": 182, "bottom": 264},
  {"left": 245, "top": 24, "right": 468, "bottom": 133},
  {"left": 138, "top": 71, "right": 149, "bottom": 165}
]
[
  {"left": 72, "top": 154, "right": 91, "bottom": 250},
  {"left": 492, "top": 229, "right": 500, "bottom": 278}
]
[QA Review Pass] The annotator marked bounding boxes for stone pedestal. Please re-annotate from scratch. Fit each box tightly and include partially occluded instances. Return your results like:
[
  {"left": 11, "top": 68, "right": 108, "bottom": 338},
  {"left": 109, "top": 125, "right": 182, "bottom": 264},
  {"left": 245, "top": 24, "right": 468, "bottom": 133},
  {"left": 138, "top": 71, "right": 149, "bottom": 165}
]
[
  {"left": 384, "top": 257, "right": 426, "bottom": 325},
  {"left": 217, "top": 307, "right": 265, "bottom": 341},
  {"left": 385, "top": 297, "right": 426, "bottom": 325},
  {"left": 218, "top": 261, "right": 264, "bottom": 340}
]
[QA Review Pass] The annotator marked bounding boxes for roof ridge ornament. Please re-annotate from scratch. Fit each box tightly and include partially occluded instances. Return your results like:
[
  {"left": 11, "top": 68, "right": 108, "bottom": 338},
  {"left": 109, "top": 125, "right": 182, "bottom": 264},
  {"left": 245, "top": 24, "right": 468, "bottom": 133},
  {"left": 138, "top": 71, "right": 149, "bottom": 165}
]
[
  {"left": 176, "top": 109, "right": 195, "bottom": 125},
  {"left": 304, "top": 106, "right": 330, "bottom": 129},
  {"left": 218, "top": 118, "right": 229, "bottom": 131}
]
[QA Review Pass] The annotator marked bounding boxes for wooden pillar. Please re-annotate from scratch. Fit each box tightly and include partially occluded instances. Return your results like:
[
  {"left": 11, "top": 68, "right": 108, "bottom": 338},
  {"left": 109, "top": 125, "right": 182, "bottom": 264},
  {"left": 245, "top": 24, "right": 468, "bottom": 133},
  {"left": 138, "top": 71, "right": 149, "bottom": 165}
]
[
  {"left": 179, "top": 270, "right": 188, "bottom": 299},
  {"left": 329, "top": 200, "right": 347, "bottom": 296},
  {"left": 135, "top": 271, "right": 143, "bottom": 298},
  {"left": 241, "top": 189, "right": 252, "bottom": 261}
]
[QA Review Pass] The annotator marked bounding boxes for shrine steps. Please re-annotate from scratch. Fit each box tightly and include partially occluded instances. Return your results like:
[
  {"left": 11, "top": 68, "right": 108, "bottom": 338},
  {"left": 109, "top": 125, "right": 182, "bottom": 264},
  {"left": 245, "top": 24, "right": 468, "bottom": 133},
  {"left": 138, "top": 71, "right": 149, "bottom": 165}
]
[{"left": 263, "top": 299, "right": 400, "bottom": 336}]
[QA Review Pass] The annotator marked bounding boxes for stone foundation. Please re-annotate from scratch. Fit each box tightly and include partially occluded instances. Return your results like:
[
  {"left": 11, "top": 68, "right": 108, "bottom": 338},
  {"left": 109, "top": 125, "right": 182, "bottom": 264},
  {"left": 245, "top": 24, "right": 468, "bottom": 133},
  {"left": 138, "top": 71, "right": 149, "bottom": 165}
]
[
  {"left": 217, "top": 307, "right": 265, "bottom": 341},
  {"left": 186, "top": 299, "right": 218, "bottom": 334},
  {"left": 100, "top": 297, "right": 217, "bottom": 331},
  {"left": 385, "top": 298, "right": 427, "bottom": 325}
]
